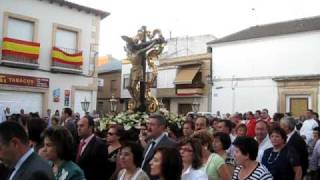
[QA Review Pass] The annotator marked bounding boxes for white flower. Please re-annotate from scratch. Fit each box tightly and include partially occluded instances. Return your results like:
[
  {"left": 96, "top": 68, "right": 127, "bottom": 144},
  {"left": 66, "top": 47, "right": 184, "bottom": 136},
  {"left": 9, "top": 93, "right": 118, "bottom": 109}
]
[
  {"left": 59, "top": 169, "right": 69, "bottom": 180},
  {"left": 124, "top": 124, "right": 131, "bottom": 130}
]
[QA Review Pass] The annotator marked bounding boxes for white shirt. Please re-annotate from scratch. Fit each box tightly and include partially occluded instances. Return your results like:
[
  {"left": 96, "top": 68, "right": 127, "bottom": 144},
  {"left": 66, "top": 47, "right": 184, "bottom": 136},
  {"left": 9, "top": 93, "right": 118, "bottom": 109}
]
[
  {"left": 286, "top": 130, "right": 295, "bottom": 143},
  {"left": 9, "top": 148, "right": 33, "bottom": 180},
  {"left": 182, "top": 166, "right": 208, "bottom": 180},
  {"left": 4, "top": 111, "right": 11, "bottom": 117},
  {"left": 230, "top": 134, "right": 236, "bottom": 143},
  {"left": 255, "top": 135, "right": 272, "bottom": 162},
  {"left": 145, "top": 133, "right": 166, "bottom": 157},
  {"left": 0, "top": 105, "right": 6, "bottom": 123},
  {"left": 153, "top": 132, "right": 166, "bottom": 148},
  {"left": 119, "top": 168, "right": 149, "bottom": 180},
  {"left": 141, "top": 133, "right": 166, "bottom": 167},
  {"left": 300, "top": 119, "right": 319, "bottom": 142}
]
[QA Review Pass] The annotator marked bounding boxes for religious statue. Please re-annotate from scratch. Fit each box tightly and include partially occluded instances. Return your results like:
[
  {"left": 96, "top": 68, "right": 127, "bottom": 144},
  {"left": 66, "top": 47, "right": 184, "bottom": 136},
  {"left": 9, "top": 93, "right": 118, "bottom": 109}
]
[{"left": 122, "top": 26, "right": 165, "bottom": 112}]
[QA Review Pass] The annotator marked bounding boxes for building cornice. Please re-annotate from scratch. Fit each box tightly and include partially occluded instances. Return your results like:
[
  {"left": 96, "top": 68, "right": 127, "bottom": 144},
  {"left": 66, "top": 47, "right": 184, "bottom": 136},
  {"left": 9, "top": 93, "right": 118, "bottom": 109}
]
[
  {"left": 213, "top": 74, "right": 320, "bottom": 82},
  {"left": 272, "top": 74, "right": 320, "bottom": 81},
  {"left": 41, "top": 0, "right": 110, "bottom": 19}
]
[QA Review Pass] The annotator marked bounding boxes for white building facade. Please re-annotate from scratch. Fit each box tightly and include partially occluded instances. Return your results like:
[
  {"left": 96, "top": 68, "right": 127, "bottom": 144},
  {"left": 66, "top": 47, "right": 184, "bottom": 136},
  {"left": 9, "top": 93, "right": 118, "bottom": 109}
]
[
  {"left": 208, "top": 16, "right": 320, "bottom": 117},
  {"left": 0, "top": 0, "right": 109, "bottom": 117},
  {"left": 157, "top": 35, "right": 215, "bottom": 115}
]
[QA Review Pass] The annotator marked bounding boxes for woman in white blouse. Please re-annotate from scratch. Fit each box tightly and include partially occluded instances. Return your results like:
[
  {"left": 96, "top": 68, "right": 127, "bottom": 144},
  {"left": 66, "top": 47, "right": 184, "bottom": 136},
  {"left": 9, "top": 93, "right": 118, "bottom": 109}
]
[
  {"left": 179, "top": 138, "right": 208, "bottom": 180},
  {"left": 118, "top": 141, "right": 149, "bottom": 180}
]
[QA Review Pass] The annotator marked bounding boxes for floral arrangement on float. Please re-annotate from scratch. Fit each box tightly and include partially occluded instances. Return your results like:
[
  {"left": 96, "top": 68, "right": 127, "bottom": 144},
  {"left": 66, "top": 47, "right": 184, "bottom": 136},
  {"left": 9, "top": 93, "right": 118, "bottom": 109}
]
[
  {"left": 99, "top": 108, "right": 186, "bottom": 131},
  {"left": 159, "top": 108, "right": 186, "bottom": 128},
  {"left": 100, "top": 111, "right": 149, "bottom": 131}
]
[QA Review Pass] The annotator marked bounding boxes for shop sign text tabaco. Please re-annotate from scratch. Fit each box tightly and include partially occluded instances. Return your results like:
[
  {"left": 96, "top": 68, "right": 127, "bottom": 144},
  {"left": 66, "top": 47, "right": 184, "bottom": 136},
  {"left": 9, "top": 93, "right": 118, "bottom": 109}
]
[{"left": 0, "top": 73, "right": 49, "bottom": 88}]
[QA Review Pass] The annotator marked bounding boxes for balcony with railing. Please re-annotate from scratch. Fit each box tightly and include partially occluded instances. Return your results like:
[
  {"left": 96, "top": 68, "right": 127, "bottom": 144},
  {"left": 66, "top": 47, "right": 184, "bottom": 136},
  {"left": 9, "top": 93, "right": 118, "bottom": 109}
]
[
  {"left": 51, "top": 46, "right": 83, "bottom": 74},
  {"left": 1, "top": 37, "right": 40, "bottom": 69},
  {"left": 174, "top": 66, "right": 205, "bottom": 96},
  {"left": 175, "top": 81, "right": 205, "bottom": 96}
]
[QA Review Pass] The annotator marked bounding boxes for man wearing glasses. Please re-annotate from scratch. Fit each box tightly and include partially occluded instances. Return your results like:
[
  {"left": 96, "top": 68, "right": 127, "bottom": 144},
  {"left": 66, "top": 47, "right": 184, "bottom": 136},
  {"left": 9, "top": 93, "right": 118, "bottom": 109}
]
[{"left": 141, "top": 113, "right": 177, "bottom": 179}]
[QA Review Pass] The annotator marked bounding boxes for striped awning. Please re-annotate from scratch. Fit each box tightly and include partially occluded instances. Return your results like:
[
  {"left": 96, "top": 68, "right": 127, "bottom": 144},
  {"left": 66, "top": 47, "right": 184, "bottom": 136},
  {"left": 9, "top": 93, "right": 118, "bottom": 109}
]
[{"left": 174, "top": 66, "right": 200, "bottom": 84}]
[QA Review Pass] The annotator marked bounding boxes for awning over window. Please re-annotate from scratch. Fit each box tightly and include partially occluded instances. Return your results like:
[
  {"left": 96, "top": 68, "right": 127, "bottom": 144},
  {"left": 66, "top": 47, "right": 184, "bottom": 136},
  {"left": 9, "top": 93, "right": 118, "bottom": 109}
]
[{"left": 174, "top": 66, "right": 200, "bottom": 84}]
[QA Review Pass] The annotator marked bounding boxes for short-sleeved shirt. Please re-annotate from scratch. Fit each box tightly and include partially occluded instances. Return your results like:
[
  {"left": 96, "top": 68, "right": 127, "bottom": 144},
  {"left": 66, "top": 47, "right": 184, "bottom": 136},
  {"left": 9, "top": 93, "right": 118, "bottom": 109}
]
[
  {"left": 201, "top": 153, "right": 225, "bottom": 180},
  {"left": 261, "top": 145, "right": 300, "bottom": 180},
  {"left": 232, "top": 163, "right": 273, "bottom": 180}
]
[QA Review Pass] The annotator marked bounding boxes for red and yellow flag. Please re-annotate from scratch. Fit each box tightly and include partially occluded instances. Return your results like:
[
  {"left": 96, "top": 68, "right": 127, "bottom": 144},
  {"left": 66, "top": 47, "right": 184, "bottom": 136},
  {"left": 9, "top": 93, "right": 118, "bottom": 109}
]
[
  {"left": 2, "top": 37, "right": 40, "bottom": 61},
  {"left": 52, "top": 47, "right": 83, "bottom": 66}
]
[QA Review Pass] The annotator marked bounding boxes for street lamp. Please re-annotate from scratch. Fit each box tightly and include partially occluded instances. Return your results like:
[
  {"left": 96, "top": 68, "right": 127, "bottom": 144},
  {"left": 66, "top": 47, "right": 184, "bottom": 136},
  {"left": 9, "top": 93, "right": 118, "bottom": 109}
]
[
  {"left": 159, "top": 98, "right": 165, "bottom": 109},
  {"left": 109, "top": 95, "right": 118, "bottom": 113},
  {"left": 192, "top": 98, "right": 200, "bottom": 113},
  {"left": 81, "top": 97, "right": 90, "bottom": 114}
]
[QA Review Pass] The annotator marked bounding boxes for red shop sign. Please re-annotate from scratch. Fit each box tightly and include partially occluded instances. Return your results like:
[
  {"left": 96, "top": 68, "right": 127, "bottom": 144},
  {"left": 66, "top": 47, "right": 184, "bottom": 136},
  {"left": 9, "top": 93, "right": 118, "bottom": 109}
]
[{"left": 0, "top": 73, "right": 49, "bottom": 88}]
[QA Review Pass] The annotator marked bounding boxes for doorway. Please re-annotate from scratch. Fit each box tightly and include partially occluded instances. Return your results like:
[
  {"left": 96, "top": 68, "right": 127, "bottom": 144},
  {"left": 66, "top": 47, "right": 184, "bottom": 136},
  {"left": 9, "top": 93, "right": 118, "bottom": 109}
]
[
  {"left": 286, "top": 95, "right": 311, "bottom": 118},
  {"left": 178, "top": 104, "right": 192, "bottom": 116}
]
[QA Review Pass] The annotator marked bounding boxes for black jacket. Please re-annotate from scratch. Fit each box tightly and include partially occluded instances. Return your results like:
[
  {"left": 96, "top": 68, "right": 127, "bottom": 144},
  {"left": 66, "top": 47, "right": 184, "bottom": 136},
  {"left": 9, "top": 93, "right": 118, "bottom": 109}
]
[
  {"left": 142, "top": 135, "right": 177, "bottom": 179},
  {"left": 76, "top": 136, "right": 109, "bottom": 180},
  {"left": 287, "top": 131, "right": 309, "bottom": 176}
]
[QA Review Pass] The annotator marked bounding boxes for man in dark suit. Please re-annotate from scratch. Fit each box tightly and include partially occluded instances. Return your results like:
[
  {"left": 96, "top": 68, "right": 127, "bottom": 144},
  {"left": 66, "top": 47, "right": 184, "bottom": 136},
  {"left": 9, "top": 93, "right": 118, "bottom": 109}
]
[
  {"left": 76, "top": 115, "right": 108, "bottom": 180},
  {"left": 0, "top": 162, "right": 9, "bottom": 180},
  {"left": 280, "top": 116, "right": 309, "bottom": 177},
  {"left": 141, "top": 113, "right": 177, "bottom": 178},
  {"left": 0, "top": 121, "right": 54, "bottom": 180}
]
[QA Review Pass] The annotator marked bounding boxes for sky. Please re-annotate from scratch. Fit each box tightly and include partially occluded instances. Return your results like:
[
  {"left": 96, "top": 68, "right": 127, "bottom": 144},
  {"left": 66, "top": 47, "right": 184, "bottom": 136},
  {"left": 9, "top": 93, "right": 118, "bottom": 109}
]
[{"left": 70, "top": 0, "right": 320, "bottom": 59}]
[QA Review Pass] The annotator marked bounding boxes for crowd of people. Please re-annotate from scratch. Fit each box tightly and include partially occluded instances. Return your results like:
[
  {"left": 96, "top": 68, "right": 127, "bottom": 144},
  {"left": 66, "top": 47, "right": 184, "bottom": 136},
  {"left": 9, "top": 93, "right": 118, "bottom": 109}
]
[{"left": 0, "top": 107, "right": 320, "bottom": 180}]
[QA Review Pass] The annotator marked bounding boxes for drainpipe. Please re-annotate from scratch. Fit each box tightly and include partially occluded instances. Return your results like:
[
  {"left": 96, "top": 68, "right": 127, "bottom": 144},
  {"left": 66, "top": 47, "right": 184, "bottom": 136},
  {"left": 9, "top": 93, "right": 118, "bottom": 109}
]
[{"left": 207, "top": 47, "right": 213, "bottom": 112}]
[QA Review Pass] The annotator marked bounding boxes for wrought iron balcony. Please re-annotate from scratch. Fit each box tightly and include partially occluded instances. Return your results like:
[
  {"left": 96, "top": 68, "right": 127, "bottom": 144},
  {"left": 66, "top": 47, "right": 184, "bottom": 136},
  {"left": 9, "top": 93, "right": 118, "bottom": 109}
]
[
  {"left": 175, "top": 82, "right": 205, "bottom": 96},
  {"left": 51, "top": 46, "right": 83, "bottom": 74},
  {"left": 1, "top": 37, "right": 40, "bottom": 69},
  {"left": 1, "top": 54, "right": 39, "bottom": 69}
]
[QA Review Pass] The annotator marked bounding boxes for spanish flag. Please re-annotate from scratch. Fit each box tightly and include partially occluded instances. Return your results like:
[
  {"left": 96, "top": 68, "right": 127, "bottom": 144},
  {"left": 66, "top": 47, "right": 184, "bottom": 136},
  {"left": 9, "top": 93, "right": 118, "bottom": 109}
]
[
  {"left": 2, "top": 37, "right": 40, "bottom": 61},
  {"left": 52, "top": 47, "right": 83, "bottom": 66}
]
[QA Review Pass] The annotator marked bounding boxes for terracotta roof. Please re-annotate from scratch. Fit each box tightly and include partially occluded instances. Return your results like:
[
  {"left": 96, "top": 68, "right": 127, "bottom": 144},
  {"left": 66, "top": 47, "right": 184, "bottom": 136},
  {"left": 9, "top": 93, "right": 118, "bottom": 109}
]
[
  {"left": 98, "top": 58, "right": 121, "bottom": 74},
  {"left": 43, "top": 0, "right": 110, "bottom": 18},
  {"left": 208, "top": 15, "right": 320, "bottom": 44}
]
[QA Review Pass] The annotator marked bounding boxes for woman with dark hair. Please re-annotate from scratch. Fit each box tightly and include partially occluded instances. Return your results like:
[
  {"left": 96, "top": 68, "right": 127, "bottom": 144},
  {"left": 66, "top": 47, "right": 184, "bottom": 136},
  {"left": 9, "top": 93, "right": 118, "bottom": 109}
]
[
  {"left": 149, "top": 147, "right": 182, "bottom": 180},
  {"left": 272, "top": 112, "right": 284, "bottom": 122},
  {"left": 212, "top": 132, "right": 234, "bottom": 168},
  {"left": 106, "top": 124, "right": 125, "bottom": 179},
  {"left": 117, "top": 141, "right": 149, "bottom": 180},
  {"left": 167, "top": 122, "right": 182, "bottom": 141},
  {"left": 179, "top": 138, "right": 208, "bottom": 180},
  {"left": 193, "top": 131, "right": 231, "bottom": 180},
  {"left": 42, "top": 127, "right": 85, "bottom": 180},
  {"left": 28, "top": 116, "right": 47, "bottom": 153},
  {"left": 232, "top": 136, "right": 272, "bottom": 180},
  {"left": 262, "top": 127, "right": 302, "bottom": 180}
]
